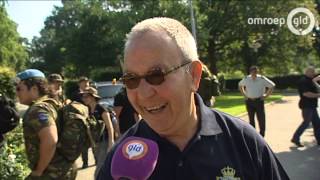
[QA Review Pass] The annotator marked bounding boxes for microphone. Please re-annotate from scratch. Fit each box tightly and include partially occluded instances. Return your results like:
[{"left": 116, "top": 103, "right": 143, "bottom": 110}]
[{"left": 111, "top": 136, "right": 159, "bottom": 180}]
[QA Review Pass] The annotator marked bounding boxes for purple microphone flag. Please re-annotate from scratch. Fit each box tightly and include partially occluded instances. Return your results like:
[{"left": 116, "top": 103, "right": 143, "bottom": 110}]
[{"left": 111, "top": 136, "right": 159, "bottom": 180}]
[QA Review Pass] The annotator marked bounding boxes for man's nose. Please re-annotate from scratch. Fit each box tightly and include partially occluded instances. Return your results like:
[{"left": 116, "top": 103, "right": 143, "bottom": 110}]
[{"left": 136, "top": 78, "right": 156, "bottom": 99}]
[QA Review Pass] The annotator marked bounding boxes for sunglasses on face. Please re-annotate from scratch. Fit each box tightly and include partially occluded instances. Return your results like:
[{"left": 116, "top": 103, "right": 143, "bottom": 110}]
[{"left": 120, "top": 61, "right": 191, "bottom": 89}]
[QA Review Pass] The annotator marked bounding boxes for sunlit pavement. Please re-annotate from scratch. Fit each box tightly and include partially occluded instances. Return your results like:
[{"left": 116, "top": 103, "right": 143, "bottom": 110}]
[{"left": 241, "top": 94, "right": 320, "bottom": 180}]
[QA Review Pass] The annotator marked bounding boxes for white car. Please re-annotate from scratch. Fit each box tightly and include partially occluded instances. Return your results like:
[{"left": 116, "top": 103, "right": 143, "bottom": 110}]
[{"left": 95, "top": 82, "right": 123, "bottom": 109}]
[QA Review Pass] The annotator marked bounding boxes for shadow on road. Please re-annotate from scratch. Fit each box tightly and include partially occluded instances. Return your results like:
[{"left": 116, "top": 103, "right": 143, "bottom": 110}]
[
  {"left": 276, "top": 141, "right": 320, "bottom": 180},
  {"left": 273, "top": 99, "right": 289, "bottom": 104}
]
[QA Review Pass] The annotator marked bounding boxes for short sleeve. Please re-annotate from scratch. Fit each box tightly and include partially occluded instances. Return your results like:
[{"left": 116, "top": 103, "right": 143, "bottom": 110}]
[
  {"left": 238, "top": 78, "right": 245, "bottom": 86},
  {"left": 262, "top": 76, "right": 275, "bottom": 88},
  {"left": 28, "top": 107, "right": 56, "bottom": 133}
]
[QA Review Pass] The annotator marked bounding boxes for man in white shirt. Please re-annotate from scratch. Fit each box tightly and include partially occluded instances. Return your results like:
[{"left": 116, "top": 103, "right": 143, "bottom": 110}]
[{"left": 239, "top": 66, "right": 275, "bottom": 137}]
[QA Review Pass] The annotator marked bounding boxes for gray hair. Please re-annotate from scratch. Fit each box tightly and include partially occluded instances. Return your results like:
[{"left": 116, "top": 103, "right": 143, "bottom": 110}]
[
  {"left": 305, "top": 66, "right": 315, "bottom": 75},
  {"left": 124, "top": 17, "right": 198, "bottom": 62}
]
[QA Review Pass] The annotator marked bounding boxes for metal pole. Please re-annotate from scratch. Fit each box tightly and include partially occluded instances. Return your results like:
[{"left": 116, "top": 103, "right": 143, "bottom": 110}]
[{"left": 188, "top": 0, "right": 197, "bottom": 43}]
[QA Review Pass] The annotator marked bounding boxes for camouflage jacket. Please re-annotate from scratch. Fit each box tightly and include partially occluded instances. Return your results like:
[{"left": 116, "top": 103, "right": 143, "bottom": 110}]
[
  {"left": 23, "top": 96, "right": 76, "bottom": 179},
  {"left": 23, "top": 96, "right": 58, "bottom": 170}
]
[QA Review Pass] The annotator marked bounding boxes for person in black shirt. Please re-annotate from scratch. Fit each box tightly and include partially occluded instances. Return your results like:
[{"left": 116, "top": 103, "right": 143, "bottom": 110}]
[
  {"left": 113, "top": 87, "right": 139, "bottom": 134},
  {"left": 291, "top": 67, "right": 320, "bottom": 147},
  {"left": 97, "top": 17, "right": 289, "bottom": 180},
  {"left": 80, "top": 87, "right": 114, "bottom": 176}
]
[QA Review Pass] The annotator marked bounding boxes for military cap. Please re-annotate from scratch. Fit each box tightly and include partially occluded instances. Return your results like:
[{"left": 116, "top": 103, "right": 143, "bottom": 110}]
[
  {"left": 78, "top": 76, "right": 89, "bottom": 83},
  {"left": 48, "top": 73, "right": 64, "bottom": 83},
  {"left": 80, "top": 87, "right": 101, "bottom": 99},
  {"left": 16, "top": 69, "right": 45, "bottom": 81}
]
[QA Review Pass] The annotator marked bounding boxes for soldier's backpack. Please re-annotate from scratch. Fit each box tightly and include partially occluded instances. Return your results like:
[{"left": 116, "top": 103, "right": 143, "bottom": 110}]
[
  {"left": 198, "top": 67, "right": 221, "bottom": 101},
  {"left": 57, "top": 101, "right": 98, "bottom": 162},
  {"left": 35, "top": 98, "right": 98, "bottom": 162},
  {"left": 0, "top": 94, "right": 19, "bottom": 134}
]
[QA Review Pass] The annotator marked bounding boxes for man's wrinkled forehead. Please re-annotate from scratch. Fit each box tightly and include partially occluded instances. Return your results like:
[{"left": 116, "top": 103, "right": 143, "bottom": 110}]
[
  {"left": 125, "top": 30, "right": 170, "bottom": 56},
  {"left": 123, "top": 31, "right": 182, "bottom": 72},
  {"left": 126, "top": 29, "right": 170, "bottom": 49}
]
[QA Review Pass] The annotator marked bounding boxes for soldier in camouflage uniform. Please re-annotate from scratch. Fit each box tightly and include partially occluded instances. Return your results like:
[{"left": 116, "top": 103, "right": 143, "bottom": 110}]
[
  {"left": 198, "top": 63, "right": 220, "bottom": 107},
  {"left": 15, "top": 69, "right": 77, "bottom": 180},
  {"left": 47, "top": 73, "right": 70, "bottom": 107}
]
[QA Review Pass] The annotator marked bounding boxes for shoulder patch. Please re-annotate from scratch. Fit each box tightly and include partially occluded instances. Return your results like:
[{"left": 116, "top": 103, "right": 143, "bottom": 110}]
[{"left": 38, "top": 112, "right": 49, "bottom": 123}]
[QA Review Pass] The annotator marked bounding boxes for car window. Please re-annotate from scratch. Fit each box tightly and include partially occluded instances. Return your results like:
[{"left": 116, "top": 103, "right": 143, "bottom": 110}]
[{"left": 97, "top": 85, "right": 122, "bottom": 98}]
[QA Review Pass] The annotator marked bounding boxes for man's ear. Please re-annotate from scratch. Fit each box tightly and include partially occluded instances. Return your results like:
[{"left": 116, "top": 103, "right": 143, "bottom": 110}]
[
  {"left": 30, "top": 85, "right": 39, "bottom": 96},
  {"left": 189, "top": 60, "right": 202, "bottom": 92}
]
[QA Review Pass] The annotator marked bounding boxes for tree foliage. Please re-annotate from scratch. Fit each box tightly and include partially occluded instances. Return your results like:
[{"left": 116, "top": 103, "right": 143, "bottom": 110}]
[
  {"left": 0, "top": 66, "right": 16, "bottom": 99},
  {"left": 27, "top": 0, "right": 319, "bottom": 79},
  {"left": 0, "top": 4, "right": 28, "bottom": 71},
  {"left": 196, "top": 0, "right": 318, "bottom": 75}
]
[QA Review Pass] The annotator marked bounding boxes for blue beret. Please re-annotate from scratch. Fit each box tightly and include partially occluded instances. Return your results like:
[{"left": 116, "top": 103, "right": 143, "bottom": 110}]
[{"left": 16, "top": 69, "right": 45, "bottom": 81}]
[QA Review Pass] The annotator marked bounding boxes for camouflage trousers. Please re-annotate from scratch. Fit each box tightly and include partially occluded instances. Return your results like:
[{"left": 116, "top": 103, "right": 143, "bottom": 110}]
[{"left": 25, "top": 163, "right": 77, "bottom": 180}]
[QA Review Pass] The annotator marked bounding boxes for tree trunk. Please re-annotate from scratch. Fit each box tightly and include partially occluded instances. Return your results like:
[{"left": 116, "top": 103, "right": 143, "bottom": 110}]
[
  {"left": 207, "top": 37, "right": 218, "bottom": 75},
  {"left": 241, "top": 42, "right": 258, "bottom": 74}
]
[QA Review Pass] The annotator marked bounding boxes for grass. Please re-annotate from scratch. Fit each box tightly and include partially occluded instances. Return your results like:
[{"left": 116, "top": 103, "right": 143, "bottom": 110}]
[{"left": 214, "top": 92, "right": 283, "bottom": 116}]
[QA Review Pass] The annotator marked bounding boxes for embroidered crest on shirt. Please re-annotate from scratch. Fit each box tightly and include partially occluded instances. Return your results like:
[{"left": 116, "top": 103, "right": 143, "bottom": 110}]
[{"left": 216, "top": 166, "right": 240, "bottom": 180}]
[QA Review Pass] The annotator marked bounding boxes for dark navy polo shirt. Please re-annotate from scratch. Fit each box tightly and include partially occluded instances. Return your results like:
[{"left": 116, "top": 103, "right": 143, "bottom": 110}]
[
  {"left": 97, "top": 94, "right": 289, "bottom": 180},
  {"left": 298, "top": 75, "right": 318, "bottom": 109}
]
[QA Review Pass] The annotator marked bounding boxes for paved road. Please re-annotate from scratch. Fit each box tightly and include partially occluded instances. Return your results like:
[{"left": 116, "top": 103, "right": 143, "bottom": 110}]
[
  {"left": 75, "top": 94, "right": 320, "bottom": 180},
  {"left": 241, "top": 94, "right": 320, "bottom": 180}
]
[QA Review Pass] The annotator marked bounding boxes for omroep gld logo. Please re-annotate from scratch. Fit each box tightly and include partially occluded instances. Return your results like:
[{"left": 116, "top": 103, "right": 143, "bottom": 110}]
[
  {"left": 287, "top": 7, "right": 316, "bottom": 35},
  {"left": 122, "top": 140, "right": 148, "bottom": 160},
  {"left": 247, "top": 7, "right": 317, "bottom": 36}
]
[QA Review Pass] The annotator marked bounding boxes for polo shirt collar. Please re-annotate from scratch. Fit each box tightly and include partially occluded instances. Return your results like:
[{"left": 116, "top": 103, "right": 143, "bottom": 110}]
[
  {"left": 196, "top": 93, "right": 222, "bottom": 136},
  {"left": 247, "top": 74, "right": 261, "bottom": 79}
]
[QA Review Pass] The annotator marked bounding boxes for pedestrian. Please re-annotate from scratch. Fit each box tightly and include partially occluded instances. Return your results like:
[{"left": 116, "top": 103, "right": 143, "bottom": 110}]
[
  {"left": 197, "top": 63, "right": 220, "bottom": 107},
  {"left": 80, "top": 87, "right": 114, "bottom": 177},
  {"left": 71, "top": 76, "right": 90, "bottom": 103},
  {"left": 97, "top": 17, "right": 288, "bottom": 180},
  {"left": 113, "top": 87, "right": 140, "bottom": 134},
  {"left": 15, "top": 69, "right": 76, "bottom": 179},
  {"left": 291, "top": 67, "right": 320, "bottom": 147},
  {"left": 48, "top": 73, "right": 70, "bottom": 106},
  {"left": 238, "top": 66, "right": 275, "bottom": 137},
  {"left": 70, "top": 76, "right": 91, "bottom": 168}
]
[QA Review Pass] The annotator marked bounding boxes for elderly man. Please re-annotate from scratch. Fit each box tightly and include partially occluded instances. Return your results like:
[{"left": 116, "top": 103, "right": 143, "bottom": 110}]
[
  {"left": 97, "top": 17, "right": 288, "bottom": 180},
  {"left": 291, "top": 67, "right": 320, "bottom": 147}
]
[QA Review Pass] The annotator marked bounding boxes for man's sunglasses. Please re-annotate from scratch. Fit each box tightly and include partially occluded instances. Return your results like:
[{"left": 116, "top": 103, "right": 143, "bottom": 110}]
[{"left": 120, "top": 61, "right": 192, "bottom": 89}]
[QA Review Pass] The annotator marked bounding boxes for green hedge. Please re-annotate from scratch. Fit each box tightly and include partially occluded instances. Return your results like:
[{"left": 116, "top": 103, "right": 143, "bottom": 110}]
[
  {"left": 0, "top": 66, "right": 30, "bottom": 179},
  {"left": 64, "top": 80, "right": 78, "bottom": 100},
  {"left": 0, "top": 66, "right": 16, "bottom": 99},
  {"left": 224, "top": 74, "right": 304, "bottom": 91},
  {"left": 0, "top": 125, "right": 30, "bottom": 179},
  {"left": 93, "top": 71, "right": 122, "bottom": 82}
]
